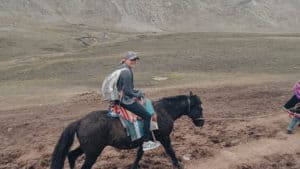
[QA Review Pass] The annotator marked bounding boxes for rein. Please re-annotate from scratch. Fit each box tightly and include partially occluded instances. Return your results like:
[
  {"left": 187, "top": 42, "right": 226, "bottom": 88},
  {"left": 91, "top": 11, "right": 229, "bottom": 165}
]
[
  {"left": 187, "top": 96, "right": 202, "bottom": 122},
  {"left": 194, "top": 114, "right": 274, "bottom": 121},
  {"left": 186, "top": 95, "right": 274, "bottom": 121}
]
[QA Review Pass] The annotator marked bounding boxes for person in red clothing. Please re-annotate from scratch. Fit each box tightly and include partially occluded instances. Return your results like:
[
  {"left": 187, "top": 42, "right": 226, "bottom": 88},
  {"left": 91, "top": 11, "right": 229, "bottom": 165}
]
[{"left": 284, "top": 80, "right": 300, "bottom": 134}]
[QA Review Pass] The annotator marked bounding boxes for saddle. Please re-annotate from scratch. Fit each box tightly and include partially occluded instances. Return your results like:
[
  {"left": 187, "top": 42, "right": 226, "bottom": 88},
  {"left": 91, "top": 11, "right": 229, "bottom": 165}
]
[{"left": 107, "top": 98, "right": 158, "bottom": 141}]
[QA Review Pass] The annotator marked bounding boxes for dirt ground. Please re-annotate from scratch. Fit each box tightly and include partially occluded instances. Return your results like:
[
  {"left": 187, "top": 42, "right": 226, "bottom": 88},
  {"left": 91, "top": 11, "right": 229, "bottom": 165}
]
[
  {"left": 1, "top": 80, "right": 300, "bottom": 169},
  {"left": 1, "top": 30, "right": 300, "bottom": 169}
]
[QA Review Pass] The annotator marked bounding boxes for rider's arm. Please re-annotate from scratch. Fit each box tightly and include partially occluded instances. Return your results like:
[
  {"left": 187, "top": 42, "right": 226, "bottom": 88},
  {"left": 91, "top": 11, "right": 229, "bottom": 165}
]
[
  {"left": 119, "top": 70, "right": 142, "bottom": 98},
  {"left": 284, "top": 95, "right": 299, "bottom": 109}
]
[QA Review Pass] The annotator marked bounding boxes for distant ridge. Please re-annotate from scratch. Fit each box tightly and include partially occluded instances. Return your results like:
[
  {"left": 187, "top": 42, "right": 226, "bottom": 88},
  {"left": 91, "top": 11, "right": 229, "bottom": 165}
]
[{"left": 0, "top": 0, "right": 299, "bottom": 33}]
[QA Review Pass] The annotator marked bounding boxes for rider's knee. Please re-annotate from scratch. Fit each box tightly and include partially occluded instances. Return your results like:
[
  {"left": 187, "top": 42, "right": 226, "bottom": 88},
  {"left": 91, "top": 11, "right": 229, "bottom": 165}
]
[{"left": 144, "top": 112, "right": 152, "bottom": 120}]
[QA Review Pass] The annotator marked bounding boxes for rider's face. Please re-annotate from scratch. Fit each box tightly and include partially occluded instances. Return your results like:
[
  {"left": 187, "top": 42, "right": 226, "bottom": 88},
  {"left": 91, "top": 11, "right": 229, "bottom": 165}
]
[
  {"left": 297, "top": 88, "right": 300, "bottom": 95},
  {"left": 125, "top": 59, "right": 138, "bottom": 68}
]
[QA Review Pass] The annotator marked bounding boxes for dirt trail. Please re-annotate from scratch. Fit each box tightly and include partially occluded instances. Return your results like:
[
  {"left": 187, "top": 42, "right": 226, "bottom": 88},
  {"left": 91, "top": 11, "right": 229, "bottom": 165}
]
[
  {"left": 188, "top": 135, "right": 300, "bottom": 169},
  {"left": 1, "top": 83, "right": 300, "bottom": 169},
  {"left": 187, "top": 114, "right": 300, "bottom": 169}
]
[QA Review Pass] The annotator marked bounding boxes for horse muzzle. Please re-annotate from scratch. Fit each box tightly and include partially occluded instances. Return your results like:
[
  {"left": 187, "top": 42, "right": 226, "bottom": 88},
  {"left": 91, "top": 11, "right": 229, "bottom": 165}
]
[{"left": 193, "top": 118, "right": 204, "bottom": 127}]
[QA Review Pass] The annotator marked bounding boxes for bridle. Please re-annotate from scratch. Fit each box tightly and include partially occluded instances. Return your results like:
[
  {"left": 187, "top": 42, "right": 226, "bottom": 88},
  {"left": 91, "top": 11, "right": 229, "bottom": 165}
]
[
  {"left": 187, "top": 95, "right": 191, "bottom": 115},
  {"left": 187, "top": 95, "right": 203, "bottom": 122}
]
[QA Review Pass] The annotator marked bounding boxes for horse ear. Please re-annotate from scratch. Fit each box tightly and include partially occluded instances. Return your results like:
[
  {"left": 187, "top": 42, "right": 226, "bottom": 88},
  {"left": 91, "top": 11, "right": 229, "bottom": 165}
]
[{"left": 189, "top": 91, "right": 193, "bottom": 96}]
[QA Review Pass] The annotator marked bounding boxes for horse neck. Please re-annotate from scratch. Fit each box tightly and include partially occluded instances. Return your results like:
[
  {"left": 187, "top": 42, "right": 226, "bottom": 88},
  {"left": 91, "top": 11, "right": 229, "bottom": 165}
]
[{"left": 157, "top": 96, "right": 188, "bottom": 120}]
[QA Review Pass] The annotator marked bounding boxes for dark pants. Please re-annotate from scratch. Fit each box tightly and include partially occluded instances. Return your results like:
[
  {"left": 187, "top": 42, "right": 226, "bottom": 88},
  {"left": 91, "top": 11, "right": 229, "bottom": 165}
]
[
  {"left": 284, "top": 95, "right": 300, "bottom": 130},
  {"left": 121, "top": 102, "right": 152, "bottom": 141},
  {"left": 284, "top": 95, "right": 300, "bottom": 109}
]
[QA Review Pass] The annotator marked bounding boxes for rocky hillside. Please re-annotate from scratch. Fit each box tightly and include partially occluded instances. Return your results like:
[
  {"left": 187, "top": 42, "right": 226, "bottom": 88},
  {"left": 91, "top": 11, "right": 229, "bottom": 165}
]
[{"left": 1, "top": 0, "right": 300, "bottom": 32}]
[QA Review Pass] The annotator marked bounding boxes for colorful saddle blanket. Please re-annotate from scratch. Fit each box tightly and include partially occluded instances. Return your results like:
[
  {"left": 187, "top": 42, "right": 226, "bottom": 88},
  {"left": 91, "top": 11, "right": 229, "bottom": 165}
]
[{"left": 107, "top": 98, "right": 158, "bottom": 141}]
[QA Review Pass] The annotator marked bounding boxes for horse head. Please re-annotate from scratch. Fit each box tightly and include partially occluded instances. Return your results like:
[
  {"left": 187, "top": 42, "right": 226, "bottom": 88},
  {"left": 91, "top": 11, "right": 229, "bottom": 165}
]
[{"left": 186, "top": 91, "right": 204, "bottom": 127}]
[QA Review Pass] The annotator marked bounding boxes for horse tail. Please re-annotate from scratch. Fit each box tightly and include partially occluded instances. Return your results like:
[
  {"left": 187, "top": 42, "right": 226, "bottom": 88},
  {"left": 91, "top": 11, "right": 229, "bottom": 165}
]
[{"left": 50, "top": 121, "right": 79, "bottom": 169}]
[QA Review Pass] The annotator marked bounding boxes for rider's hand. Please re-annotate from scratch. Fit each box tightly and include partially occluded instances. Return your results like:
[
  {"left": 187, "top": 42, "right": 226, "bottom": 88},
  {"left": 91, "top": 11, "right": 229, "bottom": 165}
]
[{"left": 137, "top": 91, "right": 145, "bottom": 98}]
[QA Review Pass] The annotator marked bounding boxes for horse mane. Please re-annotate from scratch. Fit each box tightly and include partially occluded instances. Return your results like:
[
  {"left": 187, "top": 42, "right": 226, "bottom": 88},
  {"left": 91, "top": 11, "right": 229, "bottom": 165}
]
[
  {"left": 158, "top": 95, "right": 188, "bottom": 104},
  {"left": 157, "top": 94, "right": 201, "bottom": 106}
]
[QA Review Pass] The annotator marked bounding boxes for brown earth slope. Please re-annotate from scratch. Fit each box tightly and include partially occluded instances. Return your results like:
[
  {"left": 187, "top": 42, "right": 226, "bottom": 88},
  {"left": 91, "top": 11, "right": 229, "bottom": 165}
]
[{"left": 1, "top": 81, "right": 300, "bottom": 169}]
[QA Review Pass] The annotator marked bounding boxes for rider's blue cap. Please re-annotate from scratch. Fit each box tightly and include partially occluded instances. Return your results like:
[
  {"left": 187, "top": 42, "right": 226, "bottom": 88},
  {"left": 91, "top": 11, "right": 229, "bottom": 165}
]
[{"left": 124, "top": 51, "right": 139, "bottom": 60}]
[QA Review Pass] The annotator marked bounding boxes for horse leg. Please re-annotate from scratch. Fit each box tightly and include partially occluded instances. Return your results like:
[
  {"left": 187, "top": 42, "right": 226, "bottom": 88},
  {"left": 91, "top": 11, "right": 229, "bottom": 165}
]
[
  {"left": 130, "top": 146, "right": 144, "bottom": 169},
  {"left": 80, "top": 146, "right": 104, "bottom": 169},
  {"left": 160, "top": 137, "right": 182, "bottom": 169},
  {"left": 80, "top": 154, "right": 98, "bottom": 169},
  {"left": 68, "top": 146, "right": 83, "bottom": 169}
]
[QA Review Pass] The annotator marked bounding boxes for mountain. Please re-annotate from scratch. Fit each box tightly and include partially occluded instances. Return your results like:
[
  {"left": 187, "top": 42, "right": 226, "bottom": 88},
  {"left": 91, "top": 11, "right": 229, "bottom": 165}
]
[{"left": 0, "top": 0, "right": 300, "bottom": 32}]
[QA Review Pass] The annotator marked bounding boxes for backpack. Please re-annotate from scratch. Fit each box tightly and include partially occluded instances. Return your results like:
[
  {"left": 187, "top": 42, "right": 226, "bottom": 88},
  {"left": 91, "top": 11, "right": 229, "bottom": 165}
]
[{"left": 101, "top": 67, "right": 127, "bottom": 101}]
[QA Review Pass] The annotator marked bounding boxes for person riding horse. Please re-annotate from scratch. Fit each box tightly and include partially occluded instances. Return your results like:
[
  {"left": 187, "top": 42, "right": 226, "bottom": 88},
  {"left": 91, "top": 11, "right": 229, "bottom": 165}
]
[
  {"left": 116, "top": 51, "right": 160, "bottom": 150},
  {"left": 50, "top": 51, "right": 205, "bottom": 169}
]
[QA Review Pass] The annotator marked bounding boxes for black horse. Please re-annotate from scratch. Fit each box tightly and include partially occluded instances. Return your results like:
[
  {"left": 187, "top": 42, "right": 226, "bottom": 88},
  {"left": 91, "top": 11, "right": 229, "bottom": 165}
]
[{"left": 51, "top": 92, "right": 204, "bottom": 169}]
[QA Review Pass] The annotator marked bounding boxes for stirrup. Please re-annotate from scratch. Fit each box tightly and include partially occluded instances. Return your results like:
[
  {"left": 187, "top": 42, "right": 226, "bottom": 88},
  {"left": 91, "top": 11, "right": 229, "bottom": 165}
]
[{"left": 142, "top": 141, "right": 160, "bottom": 151}]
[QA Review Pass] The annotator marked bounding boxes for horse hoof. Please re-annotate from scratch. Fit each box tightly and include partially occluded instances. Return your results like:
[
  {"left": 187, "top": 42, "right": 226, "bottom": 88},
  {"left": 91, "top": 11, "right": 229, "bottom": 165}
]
[
  {"left": 173, "top": 162, "right": 184, "bottom": 169},
  {"left": 129, "top": 164, "right": 140, "bottom": 169}
]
